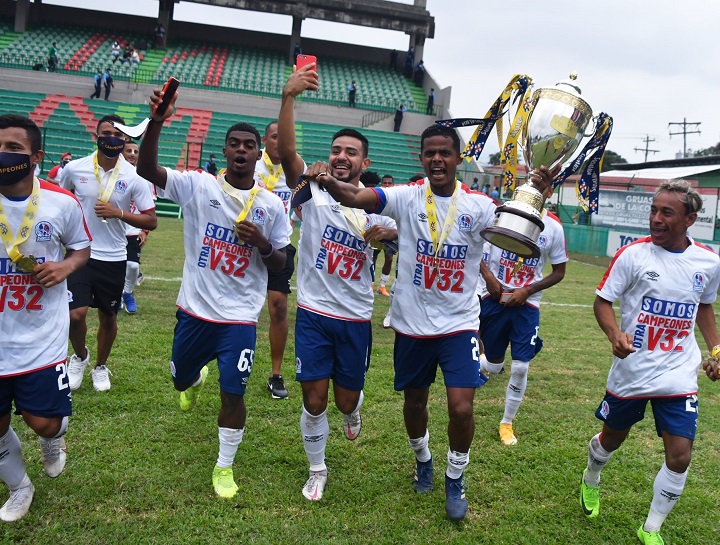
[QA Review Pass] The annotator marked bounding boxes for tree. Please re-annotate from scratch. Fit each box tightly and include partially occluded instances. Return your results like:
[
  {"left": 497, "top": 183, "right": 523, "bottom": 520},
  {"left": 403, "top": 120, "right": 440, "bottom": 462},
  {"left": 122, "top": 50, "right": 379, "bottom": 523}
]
[
  {"left": 487, "top": 151, "right": 501, "bottom": 165},
  {"left": 601, "top": 150, "right": 627, "bottom": 171},
  {"left": 695, "top": 143, "right": 720, "bottom": 157}
]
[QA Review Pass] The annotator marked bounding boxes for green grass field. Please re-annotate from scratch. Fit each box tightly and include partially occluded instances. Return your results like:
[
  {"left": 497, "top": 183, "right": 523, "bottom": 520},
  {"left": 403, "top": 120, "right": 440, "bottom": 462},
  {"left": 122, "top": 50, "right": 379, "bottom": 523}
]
[{"left": 4, "top": 218, "right": 720, "bottom": 544}]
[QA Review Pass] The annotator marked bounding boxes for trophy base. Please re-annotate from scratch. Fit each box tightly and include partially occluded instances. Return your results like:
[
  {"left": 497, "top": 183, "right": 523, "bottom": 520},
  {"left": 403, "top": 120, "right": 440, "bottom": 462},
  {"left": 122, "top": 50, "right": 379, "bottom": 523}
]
[{"left": 481, "top": 205, "right": 545, "bottom": 258}]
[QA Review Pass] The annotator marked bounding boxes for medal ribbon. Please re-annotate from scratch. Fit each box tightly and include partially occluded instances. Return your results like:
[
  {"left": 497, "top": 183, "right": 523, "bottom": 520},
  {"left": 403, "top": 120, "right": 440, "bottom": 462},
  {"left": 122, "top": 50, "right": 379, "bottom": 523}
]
[
  {"left": 93, "top": 151, "right": 123, "bottom": 203},
  {"left": 258, "top": 150, "right": 283, "bottom": 192},
  {"left": 342, "top": 206, "right": 366, "bottom": 238},
  {"left": 217, "top": 173, "right": 261, "bottom": 223},
  {"left": 425, "top": 180, "right": 460, "bottom": 274},
  {"left": 0, "top": 176, "right": 40, "bottom": 268},
  {"left": 553, "top": 113, "right": 613, "bottom": 213},
  {"left": 435, "top": 74, "right": 533, "bottom": 161}
]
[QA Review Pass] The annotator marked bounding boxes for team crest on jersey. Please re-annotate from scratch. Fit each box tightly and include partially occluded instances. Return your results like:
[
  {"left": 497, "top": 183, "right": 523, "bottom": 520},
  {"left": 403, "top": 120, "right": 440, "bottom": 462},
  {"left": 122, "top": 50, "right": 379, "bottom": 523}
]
[
  {"left": 35, "top": 221, "right": 53, "bottom": 241},
  {"left": 252, "top": 207, "right": 267, "bottom": 225},
  {"left": 599, "top": 400, "right": 610, "bottom": 419},
  {"left": 538, "top": 234, "right": 548, "bottom": 248},
  {"left": 457, "top": 214, "right": 473, "bottom": 231},
  {"left": 114, "top": 180, "right": 128, "bottom": 194},
  {"left": 692, "top": 272, "right": 705, "bottom": 292}
]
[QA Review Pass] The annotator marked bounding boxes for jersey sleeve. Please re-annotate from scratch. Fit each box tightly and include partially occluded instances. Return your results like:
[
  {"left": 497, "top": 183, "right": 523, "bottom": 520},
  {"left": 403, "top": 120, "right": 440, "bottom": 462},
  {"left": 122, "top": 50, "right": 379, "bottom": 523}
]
[
  {"left": 58, "top": 163, "right": 74, "bottom": 191},
  {"left": 548, "top": 222, "right": 569, "bottom": 265},
  {"left": 700, "top": 260, "right": 720, "bottom": 304},
  {"left": 130, "top": 173, "right": 156, "bottom": 212},
  {"left": 268, "top": 197, "right": 291, "bottom": 249},
  {"left": 596, "top": 247, "right": 634, "bottom": 303},
  {"left": 61, "top": 195, "right": 92, "bottom": 250}
]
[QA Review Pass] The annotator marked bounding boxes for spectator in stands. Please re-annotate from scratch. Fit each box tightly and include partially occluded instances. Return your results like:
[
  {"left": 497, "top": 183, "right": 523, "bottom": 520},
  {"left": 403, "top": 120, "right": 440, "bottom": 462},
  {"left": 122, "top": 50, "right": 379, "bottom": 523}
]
[
  {"left": 47, "top": 42, "right": 58, "bottom": 73},
  {"left": 470, "top": 177, "right": 479, "bottom": 191},
  {"left": 120, "top": 44, "right": 133, "bottom": 64},
  {"left": 130, "top": 49, "right": 140, "bottom": 66},
  {"left": 390, "top": 49, "right": 398, "bottom": 70},
  {"left": 293, "top": 42, "right": 302, "bottom": 61},
  {"left": 47, "top": 152, "right": 72, "bottom": 185},
  {"left": 404, "top": 47, "right": 414, "bottom": 77},
  {"left": 103, "top": 69, "right": 114, "bottom": 101},
  {"left": 154, "top": 22, "right": 166, "bottom": 49},
  {"left": 90, "top": 70, "right": 102, "bottom": 99},
  {"left": 348, "top": 81, "right": 357, "bottom": 108},
  {"left": 414, "top": 60, "right": 425, "bottom": 86},
  {"left": 426, "top": 88, "right": 435, "bottom": 116},
  {"left": 204, "top": 154, "right": 218, "bottom": 176},
  {"left": 111, "top": 41, "right": 121, "bottom": 63},
  {"left": 393, "top": 103, "right": 407, "bottom": 132}
]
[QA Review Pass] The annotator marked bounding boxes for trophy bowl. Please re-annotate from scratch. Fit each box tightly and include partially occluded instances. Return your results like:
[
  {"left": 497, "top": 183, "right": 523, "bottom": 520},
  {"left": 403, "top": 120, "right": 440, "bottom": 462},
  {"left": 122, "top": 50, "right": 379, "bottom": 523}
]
[{"left": 481, "top": 74, "right": 593, "bottom": 258}]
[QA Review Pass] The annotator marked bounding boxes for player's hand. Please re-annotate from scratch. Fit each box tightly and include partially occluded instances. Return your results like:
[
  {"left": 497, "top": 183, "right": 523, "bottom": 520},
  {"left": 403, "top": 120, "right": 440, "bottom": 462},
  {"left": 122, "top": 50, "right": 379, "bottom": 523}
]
[
  {"left": 234, "top": 220, "right": 267, "bottom": 250},
  {"left": 33, "top": 260, "right": 72, "bottom": 288},
  {"left": 149, "top": 88, "right": 177, "bottom": 122},
  {"left": 304, "top": 161, "right": 336, "bottom": 184},
  {"left": 528, "top": 165, "right": 561, "bottom": 194},
  {"left": 95, "top": 201, "right": 123, "bottom": 220},
  {"left": 502, "top": 287, "right": 530, "bottom": 307},
  {"left": 284, "top": 63, "right": 319, "bottom": 98},
  {"left": 138, "top": 231, "right": 148, "bottom": 247},
  {"left": 364, "top": 225, "right": 395, "bottom": 244},
  {"left": 703, "top": 357, "right": 720, "bottom": 381},
  {"left": 610, "top": 331, "right": 636, "bottom": 359}
]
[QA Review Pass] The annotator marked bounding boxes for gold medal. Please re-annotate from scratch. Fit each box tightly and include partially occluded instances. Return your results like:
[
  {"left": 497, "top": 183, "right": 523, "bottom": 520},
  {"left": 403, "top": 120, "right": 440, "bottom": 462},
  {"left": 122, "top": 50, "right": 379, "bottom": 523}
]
[{"left": 16, "top": 254, "right": 38, "bottom": 273}]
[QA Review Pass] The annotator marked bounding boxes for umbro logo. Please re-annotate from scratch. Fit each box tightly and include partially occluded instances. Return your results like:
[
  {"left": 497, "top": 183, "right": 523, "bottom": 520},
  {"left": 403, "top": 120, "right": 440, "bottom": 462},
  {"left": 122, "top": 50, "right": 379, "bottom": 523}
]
[
  {"left": 209, "top": 199, "right": 221, "bottom": 209},
  {"left": 645, "top": 271, "right": 660, "bottom": 281},
  {"left": 417, "top": 213, "right": 428, "bottom": 222}
]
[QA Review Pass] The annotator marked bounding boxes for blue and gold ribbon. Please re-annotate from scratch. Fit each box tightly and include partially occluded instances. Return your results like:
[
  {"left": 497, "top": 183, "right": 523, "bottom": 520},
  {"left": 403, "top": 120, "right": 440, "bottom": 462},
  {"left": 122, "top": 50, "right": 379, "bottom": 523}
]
[{"left": 553, "top": 113, "right": 613, "bottom": 213}]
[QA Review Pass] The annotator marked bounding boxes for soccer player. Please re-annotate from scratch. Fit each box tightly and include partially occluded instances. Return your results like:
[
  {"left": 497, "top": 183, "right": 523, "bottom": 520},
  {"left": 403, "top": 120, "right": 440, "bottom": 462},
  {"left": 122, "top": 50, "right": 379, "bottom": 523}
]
[
  {"left": 59, "top": 115, "right": 157, "bottom": 392},
  {"left": 278, "top": 64, "right": 397, "bottom": 501},
  {"left": 478, "top": 185, "right": 567, "bottom": 446},
  {"left": 256, "top": 120, "right": 299, "bottom": 399},
  {"left": 0, "top": 114, "right": 91, "bottom": 521},
  {"left": 580, "top": 180, "right": 720, "bottom": 545},
  {"left": 120, "top": 141, "right": 153, "bottom": 314},
  {"left": 307, "top": 123, "right": 554, "bottom": 521},
  {"left": 137, "top": 87, "right": 290, "bottom": 499}
]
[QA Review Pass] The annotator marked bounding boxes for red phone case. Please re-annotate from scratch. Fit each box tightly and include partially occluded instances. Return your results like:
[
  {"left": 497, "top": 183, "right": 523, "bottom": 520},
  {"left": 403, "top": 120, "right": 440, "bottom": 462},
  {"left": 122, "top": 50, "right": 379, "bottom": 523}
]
[
  {"left": 296, "top": 54, "right": 317, "bottom": 71},
  {"left": 155, "top": 77, "right": 180, "bottom": 116}
]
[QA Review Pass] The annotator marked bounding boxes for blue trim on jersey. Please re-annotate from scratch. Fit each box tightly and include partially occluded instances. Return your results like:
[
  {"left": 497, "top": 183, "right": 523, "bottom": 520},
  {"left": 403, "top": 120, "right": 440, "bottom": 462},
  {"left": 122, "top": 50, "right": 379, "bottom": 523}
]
[
  {"left": 371, "top": 187, "right": 388, "bottom": 214},
  {"left": 5, "top": 195, "right": 29, "bottom": 202}
]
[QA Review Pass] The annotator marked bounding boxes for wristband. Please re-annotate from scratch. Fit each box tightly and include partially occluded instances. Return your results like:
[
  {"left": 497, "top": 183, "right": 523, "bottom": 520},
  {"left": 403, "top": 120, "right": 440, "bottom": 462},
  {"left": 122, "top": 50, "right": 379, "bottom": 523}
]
[
  {"left": 259, "top": 244, "right": 274, "bottom": 258},
  {"left": 711, "top": 345, "right": 720, "bottom": 360},
  {"left": 120, "top": 210, "right": 124, "bottom": 219}
]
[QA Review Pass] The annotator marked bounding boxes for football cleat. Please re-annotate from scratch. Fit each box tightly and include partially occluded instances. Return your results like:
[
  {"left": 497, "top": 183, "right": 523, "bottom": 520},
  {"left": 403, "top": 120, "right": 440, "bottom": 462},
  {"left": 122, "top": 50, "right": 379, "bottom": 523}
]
[
  {"left": 302, "top": 470, "right": 327, "bottom": 501},
  {"left": 580, "top": 468, "right": 600, "bottom": 518}
]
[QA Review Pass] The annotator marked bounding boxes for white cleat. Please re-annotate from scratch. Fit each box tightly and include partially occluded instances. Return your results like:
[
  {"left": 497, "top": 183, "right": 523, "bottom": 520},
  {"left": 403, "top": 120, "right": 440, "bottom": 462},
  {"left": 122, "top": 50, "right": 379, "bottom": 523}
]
[{"left": 302, "top": 471, "right": 327, "bottom": 501}]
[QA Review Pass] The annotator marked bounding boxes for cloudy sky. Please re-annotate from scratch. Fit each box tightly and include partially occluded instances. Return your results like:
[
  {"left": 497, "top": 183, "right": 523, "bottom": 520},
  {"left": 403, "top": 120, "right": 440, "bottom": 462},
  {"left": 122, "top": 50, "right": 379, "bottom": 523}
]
[{"left": 45, "top": 0, "right": 720, "bottom": 165}]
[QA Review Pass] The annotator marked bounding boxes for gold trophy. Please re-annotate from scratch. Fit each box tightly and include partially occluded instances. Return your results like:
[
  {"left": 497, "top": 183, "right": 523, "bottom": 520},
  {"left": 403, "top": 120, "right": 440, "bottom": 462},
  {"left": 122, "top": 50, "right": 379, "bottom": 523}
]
[{"left": 481, "top": 73, "right": 593, "bottom": 258}]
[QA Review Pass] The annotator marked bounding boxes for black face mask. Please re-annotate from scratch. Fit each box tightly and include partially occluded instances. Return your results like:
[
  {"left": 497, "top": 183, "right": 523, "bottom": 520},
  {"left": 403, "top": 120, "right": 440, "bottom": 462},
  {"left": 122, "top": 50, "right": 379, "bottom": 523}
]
[
  {"left": 62, "top": 160, "right": 71, "bottom": 166},
  {"left": 0, "top": 152, "right": 32, "bottom": 186},
  {"left": 97, "top": 136, "right": 126, "bottom": 158}
]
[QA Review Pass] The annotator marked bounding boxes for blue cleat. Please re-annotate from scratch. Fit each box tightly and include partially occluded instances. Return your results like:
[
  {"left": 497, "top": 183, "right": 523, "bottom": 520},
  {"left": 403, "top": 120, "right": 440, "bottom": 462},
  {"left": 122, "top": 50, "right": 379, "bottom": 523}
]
[
  {"left": 413, "top": 457, "right": 434, "bottom": 493},
  {"left": 445, "top": 474, "right": 468, "bottom": 521}
]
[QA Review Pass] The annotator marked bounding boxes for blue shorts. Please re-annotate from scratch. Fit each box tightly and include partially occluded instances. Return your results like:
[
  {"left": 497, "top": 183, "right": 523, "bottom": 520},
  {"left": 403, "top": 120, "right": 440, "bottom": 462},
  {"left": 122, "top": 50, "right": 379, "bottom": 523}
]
[
  {"left": 393, "top": 331, "right": 487, "bottom": 391},
  {"left": 480, "top": 296, "right": 543, "bottom": 362},
  {"left": 294, "top": 307, "right": 371, "bottom": 391},
  {"left": 595, "top": 392, "right": 699, "bottom": 440},
  {"left": 0, "top": 363, "right": 72, "bottom": 418},
  {"left": 171, "top": 309, "right": 256, "bottom": 396}
]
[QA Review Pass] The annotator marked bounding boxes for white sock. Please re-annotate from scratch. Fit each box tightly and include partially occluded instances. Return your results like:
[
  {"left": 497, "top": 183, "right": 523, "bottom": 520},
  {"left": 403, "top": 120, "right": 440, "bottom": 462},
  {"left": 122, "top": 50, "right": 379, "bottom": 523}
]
[
  {"left": 190, "top": 372, "right": 203, "bottom": 388},
  {"left": 216, "top": 427, "right": 244, "bottom": 468},
  {"left": 408, "top": 429, "right": 431, "bottom": 463},
  {"left": 446, "top": 449, "right": 469, "bottom": 480},
  {"left": 344, "top": 390, "right": 364, "bottom": 417},
  {"left": 301, "top": 407, "right": 329, "bottom": 472},
  {"left": 380, "top": 273, "right": 390, "bottom": 287},
  {"left": 479, "top": 353, "right": 488, "bottom": 373},
  {"left": 585, "top": 433, "right": 613, "bottom": 486},
  {"left": 501, "top": 360, "right": 529, "bottom": 424},
  {"left": 485, "top": 361, "right": 505, "bottom": 375},
  {"left": 40, "top": 416, "right": 68, "bottom": 441},
  {"left": 0, "top": 427, "right": 28, "bottom": 489},
  {"left": 644, "top": 463, "right": 688, "bottom": 532},
  {"left": 124, "top": 260, "right": 140, "bottom": 293}
]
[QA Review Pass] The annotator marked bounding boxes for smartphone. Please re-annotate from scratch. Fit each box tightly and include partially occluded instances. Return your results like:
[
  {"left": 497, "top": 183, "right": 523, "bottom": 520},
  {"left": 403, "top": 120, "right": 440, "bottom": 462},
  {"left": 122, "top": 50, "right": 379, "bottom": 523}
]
[
  {"left": 155, "top": 77, "right": 180, "bottom": 116},
  {"left": 296, "top": 54, "right": 317, "bottom": 72},
  {"left": 500, "top": 292, "right": 512, "bottom": 304}
]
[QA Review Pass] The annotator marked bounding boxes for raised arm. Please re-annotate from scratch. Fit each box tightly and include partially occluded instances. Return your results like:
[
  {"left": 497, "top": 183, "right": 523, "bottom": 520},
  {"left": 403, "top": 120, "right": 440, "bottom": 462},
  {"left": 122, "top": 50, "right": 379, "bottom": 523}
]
[
  {"left": 277, "top": 64, "right": 318, "bottom": 187},
  {"left": 137, "top": 88, "right": 178, "bottom": 190}
]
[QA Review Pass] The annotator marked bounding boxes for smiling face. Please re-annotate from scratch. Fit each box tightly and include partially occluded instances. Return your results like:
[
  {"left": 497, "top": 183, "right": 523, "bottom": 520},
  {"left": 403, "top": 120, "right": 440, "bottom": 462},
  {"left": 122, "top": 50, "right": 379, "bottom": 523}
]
[
  {"left": 223, "top": 130, "right": 261, "bottom": 180},
  {"left": 122, "top": 142, "right": 139, "bottom": 166},
  {"left": 419, "top": 135, "right": 462, "bottom": 196},
  {"left": 328, "top": 135, "right": 370, "bottom": 184},
  {"left": 649, "top": 190, "right": 696, "bottom": 251}
]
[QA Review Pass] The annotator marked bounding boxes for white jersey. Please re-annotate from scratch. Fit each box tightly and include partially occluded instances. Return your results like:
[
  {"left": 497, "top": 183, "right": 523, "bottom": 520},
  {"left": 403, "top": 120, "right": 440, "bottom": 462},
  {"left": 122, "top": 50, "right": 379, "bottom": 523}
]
[
  {"left": 597, "top": 236, "right": 720, "bottom": 398},
  {"left": 296, "top": 197, "right": 395, "bottom": 321},
  {"left": 255, "top": 151, "right": 304, "bottom": 239},
  {"left": 479, "top": 210, "right": 567, "bottom": 307},
  {"left": 59, "top": 153, "right": 155, "bottom": 261},
  {"left": 0, "top": 181, "right": 91, "bottom": 376},
  {"left": 126, "top": 174, "right": 157, "bottom": 237},
  {"left": 374, "top": 180, "right": 496, "bottom": 336},
  {"left": 163, "top": 168, "right": 290, "bottom": 323}
]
